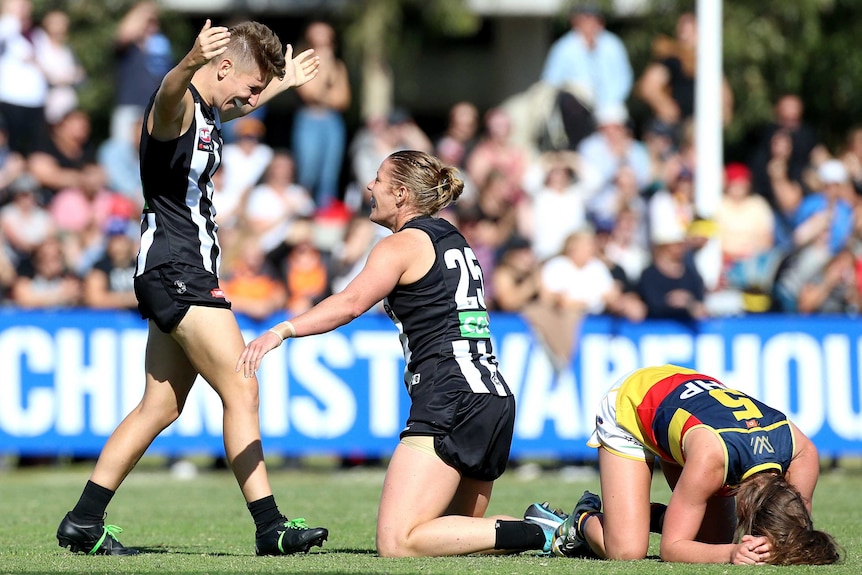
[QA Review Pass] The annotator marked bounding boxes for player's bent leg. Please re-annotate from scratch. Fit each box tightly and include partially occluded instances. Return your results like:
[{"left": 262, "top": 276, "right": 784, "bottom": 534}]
[
  {"left": 173, "top": 306, "right": 272, "bottom": 502},
  {"left": 377, "top": 439, "right": 503, "bottom": 557},
  {"left": 90, "top": 323, "right": 197, "bottom": 490},
  {"left": 597, "top": 447, "right": 654, "bottom": 560}
]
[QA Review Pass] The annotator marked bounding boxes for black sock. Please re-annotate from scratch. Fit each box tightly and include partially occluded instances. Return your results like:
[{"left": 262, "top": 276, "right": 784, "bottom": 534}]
[
  {"left": 70, "top": 480, "right": 115, "bottom": 524},
  {"left": 493, "top": 520, "right": 546, "bottom": 550},
  {"left": 248, "top": 495, "right": 283, "bottom": 536}
]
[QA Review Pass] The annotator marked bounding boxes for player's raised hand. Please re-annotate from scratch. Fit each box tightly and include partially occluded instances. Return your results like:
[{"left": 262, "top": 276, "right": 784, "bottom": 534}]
[
  {"left": 187, "top": 19, "right": 231, "bottom": 69},
  {"left": 283, "top": 44, "right": 320, "bottom": 89}
]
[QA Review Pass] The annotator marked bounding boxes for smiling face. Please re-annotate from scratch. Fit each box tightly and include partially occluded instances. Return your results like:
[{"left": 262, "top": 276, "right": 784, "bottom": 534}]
[
  {"left": 215, "top": 59, "right": 269, "bottom": 112},
  {"left": 366, "top": 159, "right": 403, "bottom": 229}
]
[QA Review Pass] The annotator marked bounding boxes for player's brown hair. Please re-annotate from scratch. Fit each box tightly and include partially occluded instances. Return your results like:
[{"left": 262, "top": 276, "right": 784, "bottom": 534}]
[
  {"left": 735, "top": 472, "right": 842, "bottom": 565},
  {"left": 226, "top": 21, "right": 285, "bottom": 82}
]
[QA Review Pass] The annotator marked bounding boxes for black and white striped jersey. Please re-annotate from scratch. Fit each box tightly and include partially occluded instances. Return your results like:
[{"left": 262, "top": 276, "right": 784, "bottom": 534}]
[
  {"left": 383, "top": 216, "right": 511, "bottom": 397},
  {"left": 135, "top": 84, "right": 223, "bottom": 277}
]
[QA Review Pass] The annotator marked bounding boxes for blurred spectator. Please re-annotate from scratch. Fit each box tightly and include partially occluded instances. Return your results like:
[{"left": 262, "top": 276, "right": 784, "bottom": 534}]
[
  {"left": 540, "top": 2, "right": 632, "bottom": 149},
  {"left": 11, "top": 235, "right": 81, "bottom": 308},
  {"left": 221, "top": 236, "right": 287, "bottom": 321},
  {"left": 762, "top": 129, "right": 805, "bottom": 250},
  {"left": 346, "top": 110, "right": 432, "bottom": 211},
  {"left": 245, "top": 150, "right": 316, "bottom": 255},
  {"left": 97, "top": 114, "right": 144, "bottom": 209},
  {"left": 435, "top": 101, "right": 480, "bottom": 170},
  {"left": 28, "top": 108, "right": 95, "bottom": 199},
  {"left": 525, "top": 228, "right": 616, "bottom": 368},
  {"left": 219, "top": 117, "right": 273, "bottom": 228},
  {"left": 0, "top": 114, "right": 26, "bottom": 199},
  {"left": 636, "top": 11, "right": 733, "bottom": 139},
  {"left": 0, "top": 230, "right": 16, "bottom": 301},
  {"left": 33, "top": 9, "right": 85, "bottom": 125},
  {"left": 797, "top": 249, "right": 860, "bottom": 315},
  {"left": 518, "top": 150, "right": 589, "bottom": 261},
  {"left": 49, "top": 162, "right": 135, "bottom": 235},
  {"left": 595, "top": 222, "right": 647, "bottom": 322},
  {"left": 0, "top": 0, "right": 47, "bottom": 155},
  {"left": 278, "top": 220, "right": 330, "bottom": 315},
  {"left": 292, "top": 20, "right": 351, "bottom": 208},
  {"left": 716, "top": 163, "right": 775, "bottom": 266},
  {"left": 839, "top": 126, "right": 862, "bottom": 197},
  {"left": 111, "top": 1, "right": 173, "bottom": 142},
  {"left": 602, "top": 206, "right": 650, "bottom": 285},
  {"left": 648, "top": 165, "right": 695, "bottom": 251},
  {"left": 82, "top": 219, "right": 137, "bottom": 310},
  {"left": 792, "top": 159, "right": 855, "bottom": 257},
  {"left": 435, "top": 101, "right": 480, "bottom": 203},
  {"left": 750, "top": 94, "right": 820, "bottom": 211},
  {"left": 0, "top": 173, "right": 54, "bottom": 268},
  {"left": 637, "top": 224, "right": 706, "bottom": 321},
  {"left": 490, "top": 234, "right": 540, "bottom": 312},
  {"left": 578, "top": 104, "right": 651, "bottom": 217},
  {"left": 466, "top": 107, "right": 531, "bottom": 201},
  {"left": 642, "top": 118, "right": 680, "bottom": 192}
]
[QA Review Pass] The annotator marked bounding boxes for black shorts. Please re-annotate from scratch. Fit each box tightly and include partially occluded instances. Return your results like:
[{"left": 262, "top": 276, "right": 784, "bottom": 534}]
[
  {"left": 134, "top": 263, "right": 231, "bottom": 333},
  {"left": 402, "top": 388, "right": 516, "bottom": 482}
]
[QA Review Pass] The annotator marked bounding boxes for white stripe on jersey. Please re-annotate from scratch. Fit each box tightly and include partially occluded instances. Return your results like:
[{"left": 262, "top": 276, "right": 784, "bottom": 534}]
[
  {"left": 452, "top": 339, "right": 492, "bottom": 394},
  {"left": 136, "top": 212, "right": 156, "bottom": 274},
  {"left": 477, "top": 339, "right": 507, "bottom": 395},
  {"left": 189, "top": 104, "right": 220, "bottom": 274}
]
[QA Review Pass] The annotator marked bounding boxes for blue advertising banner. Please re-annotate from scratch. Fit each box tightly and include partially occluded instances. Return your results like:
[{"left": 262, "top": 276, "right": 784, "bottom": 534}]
[{"left": 0, "top": 309, "right": 860, "bottom": 458}]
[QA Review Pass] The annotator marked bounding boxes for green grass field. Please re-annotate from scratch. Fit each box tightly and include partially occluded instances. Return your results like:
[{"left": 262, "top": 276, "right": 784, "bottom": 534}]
[{"left": 1, "top": 458, "right": 861, "bottom": 574}]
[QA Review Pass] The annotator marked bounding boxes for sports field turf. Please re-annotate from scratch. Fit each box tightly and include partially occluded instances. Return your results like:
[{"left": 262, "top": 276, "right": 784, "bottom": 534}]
[{"left": 1, "top": 458, "right": 860, "bottom": 574}]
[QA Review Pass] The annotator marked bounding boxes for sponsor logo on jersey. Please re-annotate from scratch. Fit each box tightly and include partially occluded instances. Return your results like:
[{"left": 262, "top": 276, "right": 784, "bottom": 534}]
[
  {"left": 210, "top": 288, "right": 225, "bottom": 299},
  {"left": 751, "top": 435, "right": 775, "bottom": 455},
  {"left": 458, "top": 310, "right": 490, "bottom": 338},
  {"left": 197, "top": 127, "right": 214, "bottom": 152}
]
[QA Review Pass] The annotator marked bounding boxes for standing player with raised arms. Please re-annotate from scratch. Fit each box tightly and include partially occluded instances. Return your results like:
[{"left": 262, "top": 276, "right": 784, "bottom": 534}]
[{"left": 56, "top": 19, "right": 328, "bottom": 556}]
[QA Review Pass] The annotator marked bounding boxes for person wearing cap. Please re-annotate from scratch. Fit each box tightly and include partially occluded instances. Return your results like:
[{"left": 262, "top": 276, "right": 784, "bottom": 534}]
[
  {"left": 792, "top": 158, "right": 854, "bottom": 256},
  {"left": 577, "top": 103, "right": 651, "bottom": 216},
  {"left": 541, "top": 2, "right": 633, "bottom": 148},
  {"left": 0, "top": 173, "right": 54, "bottom": 266},
  {"left": 715, "top": 162, "right": 775, "bottom": 265}
]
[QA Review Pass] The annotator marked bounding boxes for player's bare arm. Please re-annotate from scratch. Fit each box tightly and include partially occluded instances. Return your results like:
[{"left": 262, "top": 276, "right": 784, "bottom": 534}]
[
  {"left": 150, "top": 19, "right": 230, "bottom": 140},
  {"left": 236, "top": 231, "right": 421, "bottom": 377},
  {"left": 785, "top": 421, "right": 820, "bottom": 511}
]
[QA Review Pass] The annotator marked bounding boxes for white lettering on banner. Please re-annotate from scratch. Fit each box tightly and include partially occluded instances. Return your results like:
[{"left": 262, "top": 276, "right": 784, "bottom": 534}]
[
  {"left": 55, "top": 329, "right": 118, "bottom": 435},
  {"left": 761, "top": 333, "right": 824, "bottom": 436},
  {"left": 4, "top": 318, "right": 862, "bottom": 453},
  {"left": 825, "top": 335, "right": 862, "bottom": 439},
  {"left": 0, "top": 327, "right": 54, "bottom": 436},
  {"left": 353, "top": 332, "right": 403, "bottom": 436},
  {"left": 288, "top": 335, "right": 355, "bottom": 438}
]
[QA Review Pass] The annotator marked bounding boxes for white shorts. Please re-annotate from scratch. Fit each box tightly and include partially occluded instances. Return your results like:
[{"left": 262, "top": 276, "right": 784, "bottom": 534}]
[{"left": 587, "top": 373, "right": 655, "bottom": 462}]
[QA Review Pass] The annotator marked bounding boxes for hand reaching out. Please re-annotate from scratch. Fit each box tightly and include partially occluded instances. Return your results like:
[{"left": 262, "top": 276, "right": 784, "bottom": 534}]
[
  {"left": 283, "top": 44, "right": 320, "bottom": 89},
  {"left": 236, "top": 331, "right": 283, "bottom": 378}
]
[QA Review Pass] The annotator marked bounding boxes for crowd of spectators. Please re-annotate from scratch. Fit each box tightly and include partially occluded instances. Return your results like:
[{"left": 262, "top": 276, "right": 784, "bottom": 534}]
[{"left": 0, "top": 0, "right": 860, "bottom": 351}]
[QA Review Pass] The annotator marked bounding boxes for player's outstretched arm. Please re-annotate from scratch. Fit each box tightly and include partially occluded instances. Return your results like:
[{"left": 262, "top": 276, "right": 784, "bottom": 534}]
[{"left": 223, "top": 45, "right": 319, "bottom": 122}]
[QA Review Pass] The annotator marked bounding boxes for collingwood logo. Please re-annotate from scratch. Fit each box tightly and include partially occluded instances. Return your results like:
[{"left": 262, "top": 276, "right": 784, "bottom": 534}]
[
  {"left": 174, "top": 280, "right": 187, "bottom": 294},
  {"left": 750, "top": 435, "right": 775, "bottom": 455}
]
